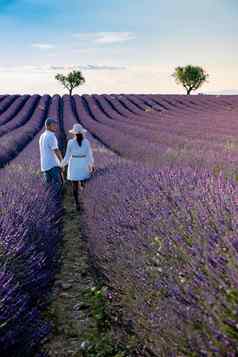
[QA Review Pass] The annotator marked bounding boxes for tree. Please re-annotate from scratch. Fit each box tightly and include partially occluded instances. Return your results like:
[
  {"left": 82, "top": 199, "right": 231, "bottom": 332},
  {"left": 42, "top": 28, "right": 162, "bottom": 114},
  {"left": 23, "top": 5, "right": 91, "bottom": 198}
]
[
  {"left": 172, "top": 65, "right": 209, "bottom": 95},
  {"left": 55, "top": 70, "right": 85, "bottom": 96}
]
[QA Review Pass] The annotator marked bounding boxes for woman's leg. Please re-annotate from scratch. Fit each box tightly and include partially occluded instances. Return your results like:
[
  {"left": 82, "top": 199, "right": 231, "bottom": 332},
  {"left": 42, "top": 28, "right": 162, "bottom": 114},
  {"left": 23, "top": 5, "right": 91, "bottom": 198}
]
[
  {"left": 72, "top": 181, "right": 80, "bottom": 209},
  {"left": 81, "top": 178, "right": 90, "bottom": 188}
]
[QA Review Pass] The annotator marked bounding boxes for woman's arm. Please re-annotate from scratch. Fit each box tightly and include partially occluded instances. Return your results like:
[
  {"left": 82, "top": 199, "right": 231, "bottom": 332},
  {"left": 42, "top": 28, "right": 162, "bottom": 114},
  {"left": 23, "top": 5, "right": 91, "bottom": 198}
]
[
  {"left": 61, "top": 141, "right": 71, "bottom": 167},
  {"left": 87, "top": 140, "right": 95, "bottom": 171},
  {"left": 88, "top": 141, "right": 94, "bottom": 165}
]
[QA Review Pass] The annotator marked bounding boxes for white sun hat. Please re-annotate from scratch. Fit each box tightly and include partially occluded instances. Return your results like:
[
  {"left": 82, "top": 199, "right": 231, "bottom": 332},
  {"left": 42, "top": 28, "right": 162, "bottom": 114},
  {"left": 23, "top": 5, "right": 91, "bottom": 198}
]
[{"left": 69, "top": 123, "right": 87, "bottom": 134}]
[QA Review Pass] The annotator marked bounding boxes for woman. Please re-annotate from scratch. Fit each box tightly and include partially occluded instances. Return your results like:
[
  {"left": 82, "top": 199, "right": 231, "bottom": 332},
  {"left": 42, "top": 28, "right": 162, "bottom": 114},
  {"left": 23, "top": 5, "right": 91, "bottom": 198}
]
[{"left": 61, "top": 123, "right": 95, "bottom": 210}]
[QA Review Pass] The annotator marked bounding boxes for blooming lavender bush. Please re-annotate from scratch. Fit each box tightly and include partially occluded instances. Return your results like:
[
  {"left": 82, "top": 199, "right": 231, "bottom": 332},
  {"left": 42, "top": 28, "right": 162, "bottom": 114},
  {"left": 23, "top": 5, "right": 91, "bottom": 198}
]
[
  {"left": 0, "top": 95, "right": 30, "bottom": 127},
  {"left": 0, "top": 95, "right": 19, "bottom": 116},
  {"left": 72, "top": 94, "right": 238, "bottom": 173},
  {"left": 81, "top": 162, "right": 238, "bottom": 355},
  {"left": 0, "top": 95, "right": 63, "bottom": 355},
  {"left": 0, "top": 95, "right": 50, "bottom": 167},
  {"left": 74, "top": 94, "right": 238, "bottom": 355}
]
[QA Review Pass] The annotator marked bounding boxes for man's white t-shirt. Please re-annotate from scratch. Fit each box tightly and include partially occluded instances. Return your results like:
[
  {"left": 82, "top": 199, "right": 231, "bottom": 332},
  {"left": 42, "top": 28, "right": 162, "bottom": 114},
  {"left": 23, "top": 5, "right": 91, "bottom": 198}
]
[{"left": 39, "top": 130, "right": 60, "bottom": 172}]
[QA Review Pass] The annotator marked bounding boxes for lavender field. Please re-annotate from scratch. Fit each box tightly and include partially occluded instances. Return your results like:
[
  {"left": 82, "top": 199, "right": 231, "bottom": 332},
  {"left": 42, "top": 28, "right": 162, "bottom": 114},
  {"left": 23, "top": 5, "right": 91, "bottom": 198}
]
[{"left": 1, "top": 94, "right": 238, "bottom": 356}]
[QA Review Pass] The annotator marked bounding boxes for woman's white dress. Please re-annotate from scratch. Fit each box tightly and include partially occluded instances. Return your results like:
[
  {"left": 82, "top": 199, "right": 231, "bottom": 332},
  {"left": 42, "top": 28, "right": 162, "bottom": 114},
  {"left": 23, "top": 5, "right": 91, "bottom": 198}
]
[{"left": 61, "top": 138, "right": 94, "bottom": 181}]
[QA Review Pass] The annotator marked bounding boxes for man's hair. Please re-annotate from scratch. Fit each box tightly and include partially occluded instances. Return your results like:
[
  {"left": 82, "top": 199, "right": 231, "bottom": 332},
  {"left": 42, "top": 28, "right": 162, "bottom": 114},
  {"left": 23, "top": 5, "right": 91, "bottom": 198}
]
[{"left": 45, "top": 117, "right": 57, "bottom": 128}]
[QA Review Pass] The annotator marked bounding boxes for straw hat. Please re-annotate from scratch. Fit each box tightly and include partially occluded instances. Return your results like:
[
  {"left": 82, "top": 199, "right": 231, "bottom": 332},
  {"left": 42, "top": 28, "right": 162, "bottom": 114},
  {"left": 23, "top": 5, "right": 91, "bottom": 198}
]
[{"left": 69, "top": 123, "right": 87, "bottom": 134}]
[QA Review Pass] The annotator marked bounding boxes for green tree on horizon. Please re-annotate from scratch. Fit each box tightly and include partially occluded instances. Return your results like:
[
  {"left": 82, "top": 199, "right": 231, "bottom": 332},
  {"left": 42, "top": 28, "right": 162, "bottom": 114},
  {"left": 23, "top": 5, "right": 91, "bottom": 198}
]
[
  {"left": 172, "top": 65, "right": 209, "bottom": 95},
  {"left": 55, "top": 70, "right": 85, "bottom": 96}
]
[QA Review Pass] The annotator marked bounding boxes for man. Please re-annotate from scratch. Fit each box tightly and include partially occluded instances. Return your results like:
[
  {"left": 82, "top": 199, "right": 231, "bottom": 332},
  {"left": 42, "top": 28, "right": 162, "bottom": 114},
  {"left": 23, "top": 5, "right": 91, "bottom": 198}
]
[{"left": 39, "top": 117, "right": 63, "bottom": 192}]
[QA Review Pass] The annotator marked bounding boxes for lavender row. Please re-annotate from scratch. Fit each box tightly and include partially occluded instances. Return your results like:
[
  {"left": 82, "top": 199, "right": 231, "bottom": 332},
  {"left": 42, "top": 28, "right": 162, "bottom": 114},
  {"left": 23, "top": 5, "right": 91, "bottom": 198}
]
[
  {"left": 81, "top": 161, "right": 238, "bottom": 356},
  {"left": 63, "top": 94, "right": 109, "bottom": 150},
  {"left": 75, "top": 95, "right": 238, "bottom": 173},
  {"left": 0, "top": 95, "right": 49, "bottom": 167},
  {"left": 47, "top": 94, "right": 66, "bottom": 152},
  {"left": 0, "top": 95, "right": 30, "bottom": 127},
  {"left": 109, "top": 94, "right": 231, "bottom": 117},
  {"left": 87, "top": 95, "right": 225, "bottom": 148},
  {"left": 0, "top": 95, "right": 63, "bottom": 355},
  {"left": 71, "top": 94, "right": 238, "bottom": 354},
  {"left": 0, "top": 95, "right": 7, "bottom": 102},
  {"left": 120, "top": 95, "right": 238, "bottom": 138},
  {"left": 0, "top": 95, "right": 39, "bottom": 137},
  {"left": 82, "top": 95, "right": 183, "bottom": 148},
  {"left": 150, "top": 94, "right": 238, "bottom": 111},
  {"left": 89, "top": 94, "right": 237, "bottom": 140},
  {"left": 0, "top": 95, "right": 19, "bottom": 115},
  {"left": 73, "top": 94, "right": 169, "bottom": 165}
]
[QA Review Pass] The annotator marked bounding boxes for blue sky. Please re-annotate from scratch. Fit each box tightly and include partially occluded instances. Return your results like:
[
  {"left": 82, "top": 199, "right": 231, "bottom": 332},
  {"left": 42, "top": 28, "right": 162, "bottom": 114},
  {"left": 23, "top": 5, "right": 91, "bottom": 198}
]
[{"left": 0, "top": 0, "right": 237, "bottom": 94}]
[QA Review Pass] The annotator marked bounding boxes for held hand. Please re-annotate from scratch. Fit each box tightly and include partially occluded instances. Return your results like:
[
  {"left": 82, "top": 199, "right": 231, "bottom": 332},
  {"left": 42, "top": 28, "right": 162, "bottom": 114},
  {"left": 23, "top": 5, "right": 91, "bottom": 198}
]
[
  {"left": 89, "top": 165, "right": 95, "bottom": 173},
  {"left": 60, "top": 163, "right": 66, "bottom": 175},
  {"left": 60, "top": 169, "right": 65, "bottom": 184}
]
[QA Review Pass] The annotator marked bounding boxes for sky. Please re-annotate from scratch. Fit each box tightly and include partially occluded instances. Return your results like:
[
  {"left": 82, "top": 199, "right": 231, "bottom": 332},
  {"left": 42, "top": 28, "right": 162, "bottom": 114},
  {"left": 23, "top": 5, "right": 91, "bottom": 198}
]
[{"left": 0, "top": 0, "right": 237, "bottom": 94}]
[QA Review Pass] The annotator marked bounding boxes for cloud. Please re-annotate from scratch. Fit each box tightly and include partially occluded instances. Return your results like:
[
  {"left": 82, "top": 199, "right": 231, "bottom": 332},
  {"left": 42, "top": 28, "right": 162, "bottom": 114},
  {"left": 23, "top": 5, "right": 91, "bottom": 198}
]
[
  {"left": 0, "top": 64, "right": 126, "bottom": 73},
  {"left": 49, "top": 64, "right": 126, "bottom": 71},
  {"left": 82, "top": 64, "right": 126, "bottom": 70},
  {"left": 32, "top": 43, "right": 55, "bottom": 50},
  {"left": 72, "top": 32, "right": 136, "bottom": 44}
]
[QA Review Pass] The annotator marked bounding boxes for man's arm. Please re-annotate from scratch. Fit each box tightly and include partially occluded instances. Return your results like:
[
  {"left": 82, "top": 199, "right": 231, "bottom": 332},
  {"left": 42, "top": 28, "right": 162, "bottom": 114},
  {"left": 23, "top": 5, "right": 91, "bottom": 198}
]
[
  {"left": 49, "top": 135, "right": 63, "bottom": 162},
  {"left": 54, "top": 148, "right": 63, "bottom": 162}
]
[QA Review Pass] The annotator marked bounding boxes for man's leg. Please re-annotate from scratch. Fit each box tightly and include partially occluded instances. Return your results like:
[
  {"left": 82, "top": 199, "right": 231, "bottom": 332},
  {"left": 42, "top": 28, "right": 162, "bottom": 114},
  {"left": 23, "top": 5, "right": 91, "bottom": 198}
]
[
  {"left": 50, "top": 167, "right": 63, "bottom": 194},
  {"left": 43, "top": 170, "right": 52, "bottom": 185}
]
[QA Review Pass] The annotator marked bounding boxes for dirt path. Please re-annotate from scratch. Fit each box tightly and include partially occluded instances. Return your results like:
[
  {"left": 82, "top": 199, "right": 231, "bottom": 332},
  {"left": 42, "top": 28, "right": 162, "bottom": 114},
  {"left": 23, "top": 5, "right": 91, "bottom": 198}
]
[
  {"left": 40, "top": 184, "right": 138, "bottom": 357},
  {"left": 42, "top": 185, "right": 95, "bottom": 356}
]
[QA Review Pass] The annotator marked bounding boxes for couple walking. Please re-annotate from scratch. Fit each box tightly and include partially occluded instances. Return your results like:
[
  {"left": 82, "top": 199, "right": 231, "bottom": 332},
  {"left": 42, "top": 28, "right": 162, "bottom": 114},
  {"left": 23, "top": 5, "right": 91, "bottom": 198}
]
[{"left": 39, "top": 118, "right": 95, "bottom": 210}]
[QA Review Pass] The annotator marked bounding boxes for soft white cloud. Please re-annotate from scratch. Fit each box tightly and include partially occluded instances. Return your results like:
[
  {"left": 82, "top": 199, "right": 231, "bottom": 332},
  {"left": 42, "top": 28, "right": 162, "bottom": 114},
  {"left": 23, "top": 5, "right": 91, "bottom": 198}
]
[
  {"left": 72, "top": 32, "right": 136, "bottom": 44},
  {"left": 0, "top": 64, "right": 126, "bottom": 73},
  {"left": 49, "top": 64, "right": 126, "bottom": 71},
  {"left": 83, "top": 64, "right": 126, "bottom": 70},
  {"left": 32, "top": 43, "right": 55, "bottom": 50}
]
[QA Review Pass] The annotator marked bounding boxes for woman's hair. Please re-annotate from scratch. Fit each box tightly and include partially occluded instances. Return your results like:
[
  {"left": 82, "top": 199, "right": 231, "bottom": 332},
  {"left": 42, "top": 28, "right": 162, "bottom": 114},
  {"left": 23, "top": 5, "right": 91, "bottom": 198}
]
[{"left": 76, "top": 133, "right": 84, "bottom": 146}]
